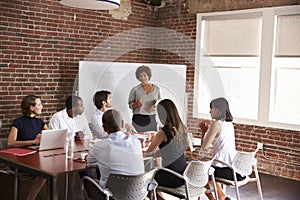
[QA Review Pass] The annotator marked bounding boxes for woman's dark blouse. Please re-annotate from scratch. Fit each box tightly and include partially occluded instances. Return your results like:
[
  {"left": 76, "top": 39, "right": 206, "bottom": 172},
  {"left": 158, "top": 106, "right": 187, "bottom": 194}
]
[
  {"left": 12, "top": 115, "right": 44, "bottom": 141},
  {"left": 159, "top": 125, "right": 187, "bottom": 174}
]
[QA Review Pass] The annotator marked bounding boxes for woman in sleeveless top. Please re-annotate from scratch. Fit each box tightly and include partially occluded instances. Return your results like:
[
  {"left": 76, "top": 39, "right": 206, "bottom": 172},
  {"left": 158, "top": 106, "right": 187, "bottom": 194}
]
[
  {"left": 199, "top": 97, "right": 246, "bottom": 200},
  {"left": 8, "top": 95, "right": 48, "bottom": 200},
  {"left": 143, "top": 99, "right": 193, "bottom": 199}
]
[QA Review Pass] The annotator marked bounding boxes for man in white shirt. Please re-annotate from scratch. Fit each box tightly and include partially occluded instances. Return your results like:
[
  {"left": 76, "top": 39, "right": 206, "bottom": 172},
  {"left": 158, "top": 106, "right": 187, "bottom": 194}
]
[
  {"left": 49, "top": 95, "right": 93, "bottom": 140},
  {"left": 87, "top": 109, "right": 144, "bottom": 188},
  {"left": 90, "top": 90, "right": 112, "bottom": 139},
  {"left": 90, "top": 90, "right": 137, "bottom": 139}
]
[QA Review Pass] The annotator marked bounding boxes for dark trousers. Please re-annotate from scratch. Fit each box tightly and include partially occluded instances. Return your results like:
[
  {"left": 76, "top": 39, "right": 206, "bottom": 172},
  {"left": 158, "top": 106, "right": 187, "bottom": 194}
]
[
  {"left": 213, "top": 166, "right": 246, "bottom": 181},
  {"left": 79, "top": 170, "right": 93, "bottom": 179},
  {"left": 132, "top": 114, "right": 157, "bottom": 132},
  {"left": 154, "top": 168, "right": 185, "bottom": 188}
]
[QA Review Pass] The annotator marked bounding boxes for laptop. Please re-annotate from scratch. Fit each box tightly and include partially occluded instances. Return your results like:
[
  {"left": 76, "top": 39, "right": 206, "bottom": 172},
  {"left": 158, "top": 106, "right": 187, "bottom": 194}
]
[{"left": 29, "top": 129, "right": 68, "bottom": 151}]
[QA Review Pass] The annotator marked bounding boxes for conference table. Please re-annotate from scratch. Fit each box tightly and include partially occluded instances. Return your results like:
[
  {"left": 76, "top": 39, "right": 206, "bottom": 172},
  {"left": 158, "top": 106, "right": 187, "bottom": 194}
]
[{"left": 0, "top": 141, "right": 89, "bottom": 200}]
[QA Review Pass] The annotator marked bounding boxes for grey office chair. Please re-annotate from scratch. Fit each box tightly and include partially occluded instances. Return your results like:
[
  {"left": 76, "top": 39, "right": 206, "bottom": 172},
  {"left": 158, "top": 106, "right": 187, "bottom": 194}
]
[
  {"left": 156, "top": 159, "right": 218, "bottom": 200},
  {"left": 105, "top": 168, "right": 158, "bottom": 200},
  {"left": 82, "top": 168, "right": 158, "bottom": 200},
  {"left": 0, "top": 137, "right": 15, "bottom": 199}
]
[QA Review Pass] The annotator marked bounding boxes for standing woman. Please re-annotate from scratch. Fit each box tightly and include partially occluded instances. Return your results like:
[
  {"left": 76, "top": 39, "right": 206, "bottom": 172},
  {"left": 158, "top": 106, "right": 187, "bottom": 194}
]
[
  {"left": 199, "top": 97, "right": 246, "bottom": 200},
  {"left": 143, "top": 99, "right": 193, "bottom": 199},
  {"left": 128, "top": 65, "right": 161, "bottom": 132},
  {"left": 7, "top": 95, "right": 48, "bottom": 200}
]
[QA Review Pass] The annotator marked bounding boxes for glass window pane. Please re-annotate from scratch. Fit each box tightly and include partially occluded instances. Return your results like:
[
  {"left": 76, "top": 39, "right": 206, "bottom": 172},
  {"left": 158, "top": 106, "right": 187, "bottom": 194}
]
[
  {"left": 269, "top": 64, "right": 300, "bottom": 125},
  {"left": 275, "top": 15, "right": 300, "bottom": 57},
  {"left": 270, "top": 13, "right": 300, "bottom": 126},
  {"left": 203, "top": 18, "right": 261, "bottom": 56},
  {"left": 197, "top": 16, "right": 261, "bottom": 120},
  {"left": 198, "top": 60, "right": 259, "bottom": 120}
]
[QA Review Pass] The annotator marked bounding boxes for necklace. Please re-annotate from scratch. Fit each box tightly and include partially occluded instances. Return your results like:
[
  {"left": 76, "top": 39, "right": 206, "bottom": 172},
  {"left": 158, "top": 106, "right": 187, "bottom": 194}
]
[{"left": 142, "top": 84, "right": 152, "bottom": 94}]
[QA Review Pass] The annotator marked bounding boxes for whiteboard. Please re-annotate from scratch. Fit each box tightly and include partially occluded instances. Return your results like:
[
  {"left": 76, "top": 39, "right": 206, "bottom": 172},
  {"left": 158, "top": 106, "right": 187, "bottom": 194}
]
[{"left": 79, "top": 61, "right": 187, "bottom": 125}]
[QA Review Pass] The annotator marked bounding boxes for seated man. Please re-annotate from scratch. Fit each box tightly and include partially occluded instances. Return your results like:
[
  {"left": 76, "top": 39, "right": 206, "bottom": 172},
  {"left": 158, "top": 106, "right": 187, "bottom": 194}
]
[
  {"left": 49, "top": 95, "right": 93, "bottom": 140},
  {"left": 90, "top": 90, "right": 112, "bottom": 139},
  {"left": 49, "top": 95, "right": 93, "bottom": 178},
  {"left": 87, "top": 109, "right": 144, "bottom": 188},
  {"left": 91, "top": 90, "right": 137, "bottom": 139}
]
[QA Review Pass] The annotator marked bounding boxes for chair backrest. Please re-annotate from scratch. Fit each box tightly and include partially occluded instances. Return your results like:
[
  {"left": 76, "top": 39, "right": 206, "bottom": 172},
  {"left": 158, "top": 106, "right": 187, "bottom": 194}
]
[
  {"left": 81, "top": 176, "right": 109, "bottom": 200},
  {"left": 183, "top": 159, "right": 213, "bottom": 187},
  {"left": 0, "top": 138, "right": 8, "bottom": 150},
  {"left": 105, "top": 168, "right": 157, "bottom": 200},
  {"left": 232, "top": 150, "right": 257, "bottom": 176}
]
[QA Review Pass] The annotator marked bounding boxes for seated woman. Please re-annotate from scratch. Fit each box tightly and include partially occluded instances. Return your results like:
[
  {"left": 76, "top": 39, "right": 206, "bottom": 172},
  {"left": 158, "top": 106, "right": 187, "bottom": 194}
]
[
  {"left": 8, "top": 95, "right": 48, "bottom": 200},
  {"left": 143, "top": 99, "right": 192, "bottom": 199},
  {"left": 199, "top": 97, "right": 246, "bottom": 200}
]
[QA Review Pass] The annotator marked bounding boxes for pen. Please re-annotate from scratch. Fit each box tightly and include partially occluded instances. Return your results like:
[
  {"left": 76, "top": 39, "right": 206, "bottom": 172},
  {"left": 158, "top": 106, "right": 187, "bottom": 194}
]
[
  {"left": 43, "top": 153, "right": 65, "bottom": 157},
  {"left": 43, "top": 150, "right": 88, "bottom": 157}
]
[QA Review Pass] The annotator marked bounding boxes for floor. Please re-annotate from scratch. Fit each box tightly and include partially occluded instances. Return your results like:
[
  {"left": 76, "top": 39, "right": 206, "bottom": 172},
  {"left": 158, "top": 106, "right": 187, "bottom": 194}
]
[
  {"left": 162, "top": 173, "right": 300, "bottom": 200},
  {"left": 1, "top": 171, "right": 299, "bottom": 199}
]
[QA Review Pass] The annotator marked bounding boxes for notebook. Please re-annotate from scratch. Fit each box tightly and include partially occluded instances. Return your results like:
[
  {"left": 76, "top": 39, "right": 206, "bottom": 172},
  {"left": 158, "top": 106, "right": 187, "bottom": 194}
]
[{"left": 28, "top": 129, "right": 68, "bottom": 151}]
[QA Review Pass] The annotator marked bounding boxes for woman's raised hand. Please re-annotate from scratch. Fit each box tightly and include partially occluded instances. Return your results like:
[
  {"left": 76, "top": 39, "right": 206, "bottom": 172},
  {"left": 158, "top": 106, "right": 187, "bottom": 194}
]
[{"left": 198, "top": 120, "right": 208, "bottom": 135}]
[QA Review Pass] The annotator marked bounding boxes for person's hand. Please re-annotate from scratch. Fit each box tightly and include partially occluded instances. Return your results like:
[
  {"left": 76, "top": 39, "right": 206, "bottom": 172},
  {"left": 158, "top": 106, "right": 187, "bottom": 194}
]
[
  {"left": 136, "top": 99, "right": 142, "bottom": 107},
  {"left": 199, "top": 120, "right": 208, "bottom": 135},
  {"left": 142, "top": 150, "right": 149, "bottom": 157},
  {"left": 125, "top": 123, "right": 137, "bottom": 134},
  {"left": 132, "top": 99, "right": 143, "bottom": 110},
  {"left": 150, "top": 105, "right": 156, "bottom": 112},
  {"left": 34, "top": 133, "right": 41, "bottom": 145}
]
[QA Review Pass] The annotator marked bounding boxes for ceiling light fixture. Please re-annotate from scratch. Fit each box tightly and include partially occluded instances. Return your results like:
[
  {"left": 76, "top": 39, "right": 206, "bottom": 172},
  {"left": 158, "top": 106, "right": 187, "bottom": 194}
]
[{"left": 59, "top": 0, "right": 120, "bottom": 10}]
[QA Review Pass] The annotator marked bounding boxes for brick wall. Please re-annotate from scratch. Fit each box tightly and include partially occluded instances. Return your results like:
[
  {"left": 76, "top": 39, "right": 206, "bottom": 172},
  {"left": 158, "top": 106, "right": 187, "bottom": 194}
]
[
  {"left": 0, "top": 0, "right": 155, "bottom": 131},
  {"left": 0, "top": 0, "right": 299, "bottom": 181}
]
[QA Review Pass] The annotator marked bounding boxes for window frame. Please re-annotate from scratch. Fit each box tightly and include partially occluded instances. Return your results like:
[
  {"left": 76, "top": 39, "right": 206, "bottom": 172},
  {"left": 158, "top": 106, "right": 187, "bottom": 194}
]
[{"left": 193, "top": 5, "right": 300, "bottom": 131}]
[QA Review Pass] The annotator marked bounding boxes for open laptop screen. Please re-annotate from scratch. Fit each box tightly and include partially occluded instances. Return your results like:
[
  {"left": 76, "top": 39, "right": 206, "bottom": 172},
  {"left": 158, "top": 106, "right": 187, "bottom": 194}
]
[{"left": 28, "top": 129, "right": 68, "bottom": 151}]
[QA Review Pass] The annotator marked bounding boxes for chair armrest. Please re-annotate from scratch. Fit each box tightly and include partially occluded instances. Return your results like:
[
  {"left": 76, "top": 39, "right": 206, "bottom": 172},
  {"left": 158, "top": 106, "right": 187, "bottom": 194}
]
[
  {"left": 208, "top": 166, "right": 215, "bottom": 176},
  {"left": 0, "top": 169, "right": 15, "bottom": 176},
  {"left": 147, "top": 180, "right": 158, "bottom": 192},
  {"left": 158, "top": 167, "right": 186, "bottom": 181},
  {"left": 213, "top": 159, "right": 234, "bottom": 170},
  {"left": 102, "top": 188, "right": 113, "bottom": 197},
  {"left": 252, "top": 158, "right": 257, "bottom": 166},
  {"left": 0, "top": 169, "right": 11, "bottom": 175}
]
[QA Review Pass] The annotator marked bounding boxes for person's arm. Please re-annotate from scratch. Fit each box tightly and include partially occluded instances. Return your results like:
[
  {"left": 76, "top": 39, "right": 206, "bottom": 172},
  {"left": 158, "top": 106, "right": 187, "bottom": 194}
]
[
  {"left": 7, "top": 127, "right": 41, "bottom": 147},
  {"left": 124, "top": 123, "right": 137, "bottom": 134},
  {"left": 150, "top": 85, "right": 161, "bottom": 112},
  {"left": 49, "top": 114, "right": 60, "bottom": 130},
  {"left": 186, "top": 132, "right": 194, "bottom": 152},
  {"left": 86, "top": 149, "right": 98, "bottom": 166},
  {"left": 132, "top": 100, "right": 142, "bottom": 110},
  {"left": 91, "top": 115, "right": 108, "bottom": 138},
  {"left": 128, "top": 86, "right": 143, "bottom": 110},
  {"left": 43, "top": 124, "right": 49, "bottom": 130},
  {"left": 82, "top": 115, "right": 93, "bottom": 140},
  {"left": 143, "top": 130, "right": 166, "bottom": 155},
  {"left": 157, "top": 85, "right": 162, "bottom": 100},
  {"left": 200, "top": 121, "right": 221, "bottom": 150}
]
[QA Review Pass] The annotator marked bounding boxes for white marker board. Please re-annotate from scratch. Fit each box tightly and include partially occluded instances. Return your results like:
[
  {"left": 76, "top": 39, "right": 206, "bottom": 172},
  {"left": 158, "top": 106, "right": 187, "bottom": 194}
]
[{"left": 79, "top": 61, "right": 187, "bottom": 125}]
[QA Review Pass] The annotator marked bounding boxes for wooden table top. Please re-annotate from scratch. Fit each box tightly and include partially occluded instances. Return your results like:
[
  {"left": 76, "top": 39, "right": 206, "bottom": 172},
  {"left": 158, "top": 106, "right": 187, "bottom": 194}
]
[{"left": 0, "top": 141, "right": 89, "bottom": 176}]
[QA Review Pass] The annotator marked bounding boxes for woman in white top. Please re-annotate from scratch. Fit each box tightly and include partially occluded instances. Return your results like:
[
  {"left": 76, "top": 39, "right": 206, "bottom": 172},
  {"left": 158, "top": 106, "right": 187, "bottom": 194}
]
[{"left": 199, "top": 97, "right": 245, "bottom": 200}]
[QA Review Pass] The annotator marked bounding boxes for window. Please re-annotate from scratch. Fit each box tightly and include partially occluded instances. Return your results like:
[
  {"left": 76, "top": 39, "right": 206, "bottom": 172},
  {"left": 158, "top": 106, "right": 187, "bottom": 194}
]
[
  {"left": 194, "top": 5, "right": 300, "bottom": 131},
  {"left": 269, "top": 14, "right": 300, "bottom": 126}
]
